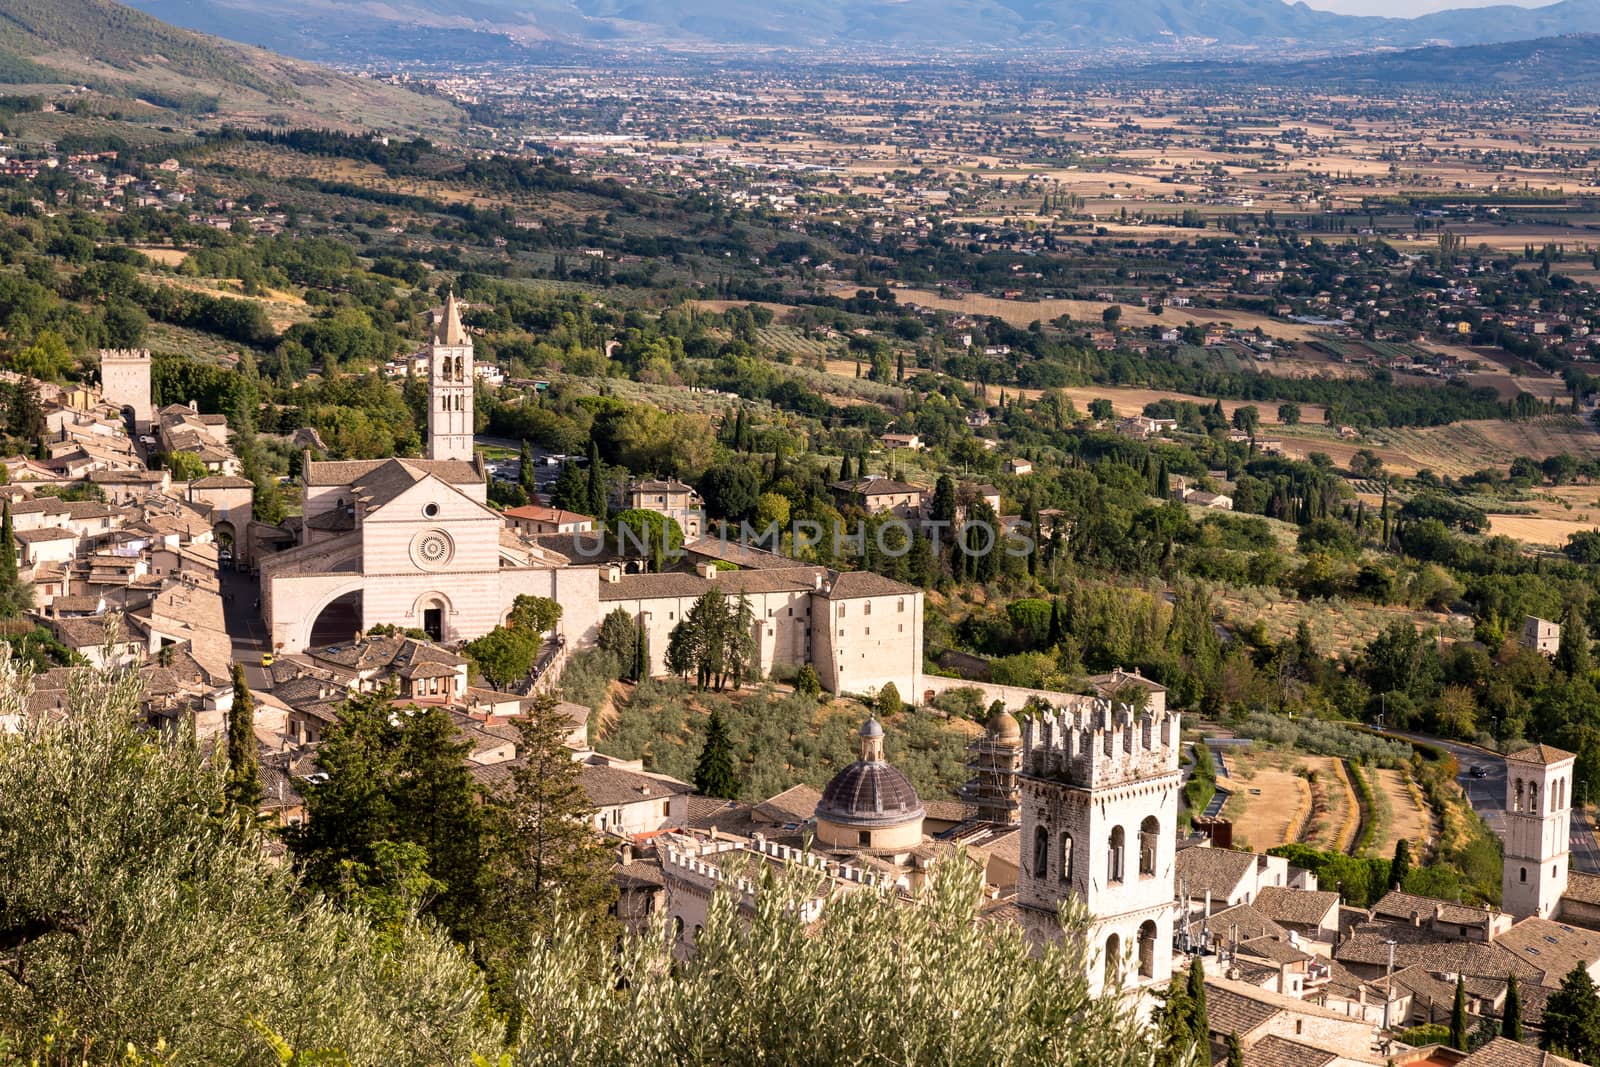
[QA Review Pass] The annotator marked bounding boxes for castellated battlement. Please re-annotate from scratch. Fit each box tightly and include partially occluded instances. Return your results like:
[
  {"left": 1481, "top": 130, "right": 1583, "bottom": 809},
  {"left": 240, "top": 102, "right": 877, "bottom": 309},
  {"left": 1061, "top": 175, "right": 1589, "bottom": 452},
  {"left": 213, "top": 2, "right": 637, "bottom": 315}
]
[
  {"left": 99, "top": 348, "right": 151, "bottom": 362},
  {"left": 660, "top": 835, "right": 891, "bottom": 922},
  {"left": 1020, "top": 699, "right": 1181, "bottom": 788}
]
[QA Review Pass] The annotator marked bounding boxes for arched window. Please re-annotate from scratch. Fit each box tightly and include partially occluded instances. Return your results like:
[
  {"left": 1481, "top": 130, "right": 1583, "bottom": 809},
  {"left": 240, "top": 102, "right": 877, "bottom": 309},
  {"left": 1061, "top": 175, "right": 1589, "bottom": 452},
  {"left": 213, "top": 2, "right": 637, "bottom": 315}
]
[
  {"left": 1104, "top": 933, "right": 1122, "bottom": 989},
  {"left": 1514, "top": 779, "right": 1524, "bottom": 813},
  {"left": 673, "top": 915, "right": 685, "bottom": 941},
  {"left": 1060, "top": 832, "right": 1074, "bottom": 884},
  {"left": 1530, "top": 781, "right": 1540, "bottom": 815},
  {"left": 1140, "top": 816, "right": 1160, "bottom": 877},
  {"left": 1520, "top": 867, "right": 1528, "bottom": 884},
  {"left": 1137, "top": 920, "right": 1159, "bottom": 979},
  {"left": 1033, "top": 826, "right": 1050, "bottom": 880},
  {"left": 1108, "top": 826, "right": 1126, "bottom": 884}
]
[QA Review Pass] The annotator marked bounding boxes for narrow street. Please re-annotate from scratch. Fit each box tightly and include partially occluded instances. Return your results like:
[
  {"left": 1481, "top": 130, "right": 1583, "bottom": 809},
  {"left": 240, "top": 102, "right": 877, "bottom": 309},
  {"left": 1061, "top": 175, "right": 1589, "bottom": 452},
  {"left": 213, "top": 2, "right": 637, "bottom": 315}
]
[{"left": 219, "top": 567, "right": 271, "bottom": 692}]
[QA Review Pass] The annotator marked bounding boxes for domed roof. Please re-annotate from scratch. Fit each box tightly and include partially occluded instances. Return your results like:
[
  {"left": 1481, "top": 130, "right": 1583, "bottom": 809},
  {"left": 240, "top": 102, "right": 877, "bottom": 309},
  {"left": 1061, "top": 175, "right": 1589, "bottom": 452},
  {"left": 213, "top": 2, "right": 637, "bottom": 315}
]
[
  {"left": 986, "top": 707, "right": 1021, "bottom": 744},
  {"left": 817, "top": 759, "right": 925, "bottom": 828},
  {"left": 860, "top": 716, "right": 885, "bottom": 739}
]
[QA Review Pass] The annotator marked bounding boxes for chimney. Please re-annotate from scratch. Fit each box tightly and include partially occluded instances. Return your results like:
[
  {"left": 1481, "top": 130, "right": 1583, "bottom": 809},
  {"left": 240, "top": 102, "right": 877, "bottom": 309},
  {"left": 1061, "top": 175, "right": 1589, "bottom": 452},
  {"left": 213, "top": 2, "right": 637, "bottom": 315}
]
[
  {"left": 698, "top": 560, "right": 718, "bottom": 579},
  {"left": 606, "top": 563, "right": 622, "bottom": 584}
]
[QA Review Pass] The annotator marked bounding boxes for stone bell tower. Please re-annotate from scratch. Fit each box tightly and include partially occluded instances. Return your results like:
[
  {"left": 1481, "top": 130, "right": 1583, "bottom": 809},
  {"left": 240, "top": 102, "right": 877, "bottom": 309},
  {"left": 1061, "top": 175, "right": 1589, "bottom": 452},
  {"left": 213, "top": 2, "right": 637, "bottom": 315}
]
[
  {"left": 428, "top": 292, "right": 474, "bottom": 462},
  {"left": 1503, "top": 744, "right": 1575, "bottom": 919},
  {"left": 1016, "top": 696, "right": 1181, "bottom": 995}
]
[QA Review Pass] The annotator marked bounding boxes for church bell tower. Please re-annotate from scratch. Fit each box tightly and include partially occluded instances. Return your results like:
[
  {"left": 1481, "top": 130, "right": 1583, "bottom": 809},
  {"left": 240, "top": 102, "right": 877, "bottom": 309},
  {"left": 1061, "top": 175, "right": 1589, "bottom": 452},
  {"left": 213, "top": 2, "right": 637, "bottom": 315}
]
[{"left": 428, "top": 292, "right": 474, "bottom": 462}]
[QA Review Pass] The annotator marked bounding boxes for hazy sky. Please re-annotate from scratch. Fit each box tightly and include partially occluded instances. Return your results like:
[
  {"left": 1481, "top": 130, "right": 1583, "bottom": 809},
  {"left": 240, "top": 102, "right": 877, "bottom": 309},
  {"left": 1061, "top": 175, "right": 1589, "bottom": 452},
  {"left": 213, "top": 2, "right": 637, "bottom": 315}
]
[{"left": 1297, "top": 0, "right": 1545, "bottom": 15}]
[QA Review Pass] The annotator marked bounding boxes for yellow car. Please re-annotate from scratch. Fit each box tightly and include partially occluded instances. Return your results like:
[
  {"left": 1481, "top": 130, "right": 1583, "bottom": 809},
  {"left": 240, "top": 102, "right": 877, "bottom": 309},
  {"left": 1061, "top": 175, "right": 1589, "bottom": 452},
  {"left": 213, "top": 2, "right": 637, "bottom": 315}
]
[{"left": 260, "top": 652, "right": 274, "bottom": 668}]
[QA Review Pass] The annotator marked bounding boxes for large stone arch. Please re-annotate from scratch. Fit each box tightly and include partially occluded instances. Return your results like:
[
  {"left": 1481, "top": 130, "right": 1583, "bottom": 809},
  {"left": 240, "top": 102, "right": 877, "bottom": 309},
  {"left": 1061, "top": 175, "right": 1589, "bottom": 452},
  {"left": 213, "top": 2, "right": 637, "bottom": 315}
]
[{"left": 275, "top": 578, "right": 369, "bottom": 652}]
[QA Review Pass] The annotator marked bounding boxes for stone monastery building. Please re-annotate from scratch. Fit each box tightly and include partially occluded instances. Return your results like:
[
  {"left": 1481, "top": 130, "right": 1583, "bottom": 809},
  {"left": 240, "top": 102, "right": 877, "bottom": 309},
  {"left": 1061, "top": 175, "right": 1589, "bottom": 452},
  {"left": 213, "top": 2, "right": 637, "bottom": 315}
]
[{"left": 258, "top": 295, "right": 924, "bottom": 699}]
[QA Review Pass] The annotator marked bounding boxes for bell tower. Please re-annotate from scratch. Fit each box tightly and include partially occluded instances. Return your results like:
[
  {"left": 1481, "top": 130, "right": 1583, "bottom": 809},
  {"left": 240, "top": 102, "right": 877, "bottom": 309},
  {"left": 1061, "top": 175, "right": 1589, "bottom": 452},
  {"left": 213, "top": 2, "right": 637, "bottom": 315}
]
[
  {"left": 1503, "top": 744, "right": 1575, "bottom": 918},
  {"left": 428, "top": 292, "right": 474, "bottom": 462},
  {"left": 1016, "top": 696, "right": 1180, "bottom": 995}
]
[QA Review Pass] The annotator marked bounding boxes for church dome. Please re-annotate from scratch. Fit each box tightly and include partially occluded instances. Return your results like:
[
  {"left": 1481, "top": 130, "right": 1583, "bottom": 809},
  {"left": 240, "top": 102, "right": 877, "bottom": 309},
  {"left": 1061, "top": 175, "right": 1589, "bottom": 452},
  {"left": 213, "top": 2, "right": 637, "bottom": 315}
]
[
  {"left": 817, "top": 759, "right": 925, "bottom": 828},
  {"left": 986, "top": 707, "right": 1022, "bottom": 745},
  {"left": 814, "top": 716, "right": 925, "bottom": 846}
]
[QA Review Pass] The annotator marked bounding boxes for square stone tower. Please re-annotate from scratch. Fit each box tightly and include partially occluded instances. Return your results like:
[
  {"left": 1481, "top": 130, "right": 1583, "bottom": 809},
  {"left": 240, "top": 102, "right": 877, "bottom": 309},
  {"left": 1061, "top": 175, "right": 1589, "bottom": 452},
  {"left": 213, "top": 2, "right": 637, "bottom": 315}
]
[
  {"left": 1503, "top": 743, "right": 1575, "bottom": 918},
  {"left": 99, "top": 348, "right": 152, "bottom": 433},
  {"left": 1016, "top": 697, "right": 1181, "bottom": 995},
  {"left": 428, "top": 293, "right": 474, "bottom": 462}
]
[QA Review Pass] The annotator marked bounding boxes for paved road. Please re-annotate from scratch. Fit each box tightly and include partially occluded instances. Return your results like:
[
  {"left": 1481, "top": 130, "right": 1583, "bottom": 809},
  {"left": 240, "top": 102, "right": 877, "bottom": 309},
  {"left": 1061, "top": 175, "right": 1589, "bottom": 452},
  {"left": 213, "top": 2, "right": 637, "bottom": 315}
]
[
  {"left": 219, "top": 568, "right": 271, "bottom": 692},
  {"left": 1391, "top": 730, "right": 1600, "bottom": 875}
]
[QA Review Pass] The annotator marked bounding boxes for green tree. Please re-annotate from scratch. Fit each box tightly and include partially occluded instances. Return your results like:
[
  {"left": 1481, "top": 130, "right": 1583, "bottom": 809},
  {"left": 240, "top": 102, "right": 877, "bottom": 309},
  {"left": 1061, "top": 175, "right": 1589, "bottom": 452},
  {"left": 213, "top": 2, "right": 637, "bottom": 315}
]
[
  {"left": 1503, "top": 973, "right": 1522, "bottom": 1043},
  {"left": 1558, "top": 604, "right": 1592, "bottom": 678},
  {"left": 479, "top": 695, "right": 616, "bottom": 1009},
  {"left": 794, "top": 663, "right": 823, "bottom": 698},
  {"left": 0, "top": 647, "right": 500, "bottom": 1062},
  {"left": 467, "top": 626, "right": 538, "bottom": 689},
  {"left": 1544, "top": 964, "right": 1600, "bottom": 1061},
  {"left": 1450, "top": 974, "right": 1469, "bottom": 1049},
  {"left": 0, "top": 503, "right": 29, "bottom": 618},
  {"left": 1187, "top": 955, "right": 1209, "bottom": 1039},
  {"left": 699, "top": 460, "right": 760, "bottom": 524},
  {"left": 512, "top": 859, "right": 1169, "bottom": 1067},
  {"left": 164, "top": 451, "right": 209, "bottom": 482},
  {"left": 288, "top": 690, "right": 487, "bottom": 945},
  {"left": 610, "top": 508, "right": 684, "bottom": 570},
  {"left": 548, "top": 459, "right": 590, "bottom": 516},
  {"left": 225, "top": 663, "right": 260, "bottom": 823},
  {"left": 1390, "top": 838, "right": 1412, "bottom": 891},
  {"left": 693, "top": 709, "right": 739, "bottom": 799},
  {"left": 508, "top": 594, "right": 562, "bottom": 635},
  {"left": 1278, "top": 402, "right": 1301, "bottom": 426},
  {"left": 877, "top": 681, "right": 904, "bottom": 718},
  {"left": 519, "top": 439, "right": 537, "bottom": 495},
  {"left": 13, "top": 330, "right": 73, "bottom": 381},
  {"left": 1225, "top": 1033, "right": 1243, "bottom": 1067},
  {"left": 599, "top": 608, "right": 638, "bottom": 665}
]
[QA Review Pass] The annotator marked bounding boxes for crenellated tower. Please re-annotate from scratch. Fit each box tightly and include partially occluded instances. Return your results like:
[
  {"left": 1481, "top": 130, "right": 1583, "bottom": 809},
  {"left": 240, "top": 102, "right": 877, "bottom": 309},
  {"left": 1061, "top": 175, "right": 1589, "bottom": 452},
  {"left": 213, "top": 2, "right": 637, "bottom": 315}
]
[{"left": 1016, "top": 696, "right": 1181, "bottom": 994}]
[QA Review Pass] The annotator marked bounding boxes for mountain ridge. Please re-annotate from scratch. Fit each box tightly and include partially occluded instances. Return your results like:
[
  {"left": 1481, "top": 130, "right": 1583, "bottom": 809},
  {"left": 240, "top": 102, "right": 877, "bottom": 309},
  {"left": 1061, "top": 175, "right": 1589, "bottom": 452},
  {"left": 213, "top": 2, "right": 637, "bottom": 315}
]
[
  {"left": 122, "top": 0, "right": 1600, "bottom": 59},
  {"left": 0, "top": 0, "right": 464, "bottom": 134}
]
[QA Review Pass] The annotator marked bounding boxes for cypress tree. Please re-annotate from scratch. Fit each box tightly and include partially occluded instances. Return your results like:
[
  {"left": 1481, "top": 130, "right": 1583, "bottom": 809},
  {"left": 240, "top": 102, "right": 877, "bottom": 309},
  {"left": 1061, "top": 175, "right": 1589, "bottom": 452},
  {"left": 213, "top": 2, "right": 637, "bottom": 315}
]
[
  {"left": 585, "top": 440, "right": 605, "bottom": 520},
  {"left": 226, "top": 663, "right": 261, "bottom": 824},
  {"left": 839, "top": 454, "right": 850, "bottom": 482},
  {"left": 1225, "top": 1033, "right": 1243, "bottom": 1067},
  {"left": 1389, "top": 838, "right": 1412, "bottom": 891},
  {"left": 693, "top": 709, "right": 739, "bottom": 799},
  {"left": 0, "top": 504, "right": 16, "bottom": 617},
  {"left": 1187, "top": 956, "right": 1208, "bottom": 1040},
  {"left": 1450, "top": 975, "right": 1468, "bottom": 1050},
  {"left": 1503, "top": 973, "right": 1522, "bottom": 1042},
  {"left": 634, "top": 618, "right": 649, "bottom": 683},
  {"left": 518, "top": 439, "right": 537, "bottom": 495}
]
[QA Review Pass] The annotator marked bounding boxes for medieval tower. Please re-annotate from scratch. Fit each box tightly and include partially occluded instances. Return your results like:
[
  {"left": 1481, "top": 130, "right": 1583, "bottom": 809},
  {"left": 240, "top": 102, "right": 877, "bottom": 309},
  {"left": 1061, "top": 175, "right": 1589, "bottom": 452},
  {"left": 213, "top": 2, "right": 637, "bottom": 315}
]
[
  {"left": 1503, "top": 744, "right": 1576, "bottom": 918},
  {"left": 1016, "top": 695, "right": 1181, "bottom": 995},
  {"left": 428, "top": 293, "right": 474, "bottom": 462},
  {"left": 99, "top": 348, "right": 153, "bottom": 433}
]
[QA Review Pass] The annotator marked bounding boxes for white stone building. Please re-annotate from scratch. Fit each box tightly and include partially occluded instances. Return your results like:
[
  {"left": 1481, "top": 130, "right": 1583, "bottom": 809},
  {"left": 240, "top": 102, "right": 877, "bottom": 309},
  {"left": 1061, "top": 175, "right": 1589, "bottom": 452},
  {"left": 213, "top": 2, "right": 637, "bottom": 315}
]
[{"left": 1503, "top": 743, "right": 1575, "bottom": 918}]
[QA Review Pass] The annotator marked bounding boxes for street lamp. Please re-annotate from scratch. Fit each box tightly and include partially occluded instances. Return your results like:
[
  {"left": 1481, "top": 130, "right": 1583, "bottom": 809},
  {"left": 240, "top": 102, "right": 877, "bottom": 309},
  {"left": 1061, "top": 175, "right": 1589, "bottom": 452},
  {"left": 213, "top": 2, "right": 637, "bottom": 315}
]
[{"left": 1382, "top": 939, "right": 1397, "bottom": 1032}]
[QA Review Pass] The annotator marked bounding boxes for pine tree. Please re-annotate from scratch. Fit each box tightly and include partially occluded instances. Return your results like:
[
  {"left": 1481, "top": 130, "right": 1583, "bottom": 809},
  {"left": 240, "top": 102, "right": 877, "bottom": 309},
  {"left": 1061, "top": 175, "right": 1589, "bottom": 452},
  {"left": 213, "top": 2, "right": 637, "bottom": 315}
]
[
  {"left": 1450, "top": 975, "right": 1468, "bottom": 1050},
  {"left": 839, "top": 454, "right": 851, "bottom": 482},
  {"left": 1225, "top": 1033, "right": 1244, "bottom": 1067},
  {"left": 225, "top": 663, "right": 260, "bottom": 823},
  {"left": 481, "top": 695, "right": 617, "bottom": 1003},
  {"left": 1543, "top": 964, "right": 1600, "bottom": 1060},
  {"left": 1389, "top": 838, "right": 1412, "bottom": 891},
  {"left": 1503, "top": 973, "right": 1523, "bottom": 1043},
  {"left": 693, "top": 709, "right": 739, "bottom": 799}
]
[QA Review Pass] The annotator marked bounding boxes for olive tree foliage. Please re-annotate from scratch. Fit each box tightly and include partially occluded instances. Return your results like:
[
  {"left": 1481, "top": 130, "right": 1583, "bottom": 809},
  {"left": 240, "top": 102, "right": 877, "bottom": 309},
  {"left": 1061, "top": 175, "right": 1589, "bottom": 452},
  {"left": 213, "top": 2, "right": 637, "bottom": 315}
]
[
  {"left": 512, "top": 854, "right": 1182, "bottom": 1067},
  {"left": 0, "top": 640, "right": 501, "bottom": 1064}
]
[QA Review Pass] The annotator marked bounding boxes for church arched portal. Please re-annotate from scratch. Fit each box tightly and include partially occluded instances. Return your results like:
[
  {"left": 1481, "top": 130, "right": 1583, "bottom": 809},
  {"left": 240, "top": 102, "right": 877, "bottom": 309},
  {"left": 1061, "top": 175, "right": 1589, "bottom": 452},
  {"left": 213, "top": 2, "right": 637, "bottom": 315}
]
[
  {"left": 415, "top": 592, "right": 452, "bottom": 642},
  {"left": 309, "top": 591, "right": 362, "bottom": 648}
]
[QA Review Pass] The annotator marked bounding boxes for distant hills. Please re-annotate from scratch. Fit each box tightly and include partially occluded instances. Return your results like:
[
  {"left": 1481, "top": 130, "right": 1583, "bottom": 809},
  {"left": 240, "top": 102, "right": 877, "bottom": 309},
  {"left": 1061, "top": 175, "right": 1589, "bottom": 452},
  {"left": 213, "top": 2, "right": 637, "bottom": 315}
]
[
  {"left": 120, "top": 0, "right": 1600, "bottom": 61},
  {"left": 1134, "top": 32, "right": 1600, "bottom": 89},
  {"left": 0, "top": 0, "right": 462, "bottom": 132}
]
